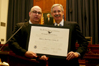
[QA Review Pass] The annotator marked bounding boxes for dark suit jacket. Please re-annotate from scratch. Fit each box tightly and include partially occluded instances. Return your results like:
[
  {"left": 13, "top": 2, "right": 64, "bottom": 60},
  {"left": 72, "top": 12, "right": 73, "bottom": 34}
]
[
  {"left": 9, "top": 22, "right": 31, "bottom": 56},
  {"left": 9, "top": 21, "right": 88, "bottom": 66},
  {"left": 63, "top": 21, "right": 88, "bottom": 56},
  {"left": 8, "top": 22, "right": 47, "bottom": 66},
  {"left": 48, "top": 21, "right": 88, "bottom": 66}
]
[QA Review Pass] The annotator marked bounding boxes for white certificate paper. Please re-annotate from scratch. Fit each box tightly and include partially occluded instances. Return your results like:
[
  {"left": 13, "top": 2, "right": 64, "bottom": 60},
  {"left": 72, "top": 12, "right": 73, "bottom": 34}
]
[{"left": 28, "top": 26, "right": 70, "bottom": 57}]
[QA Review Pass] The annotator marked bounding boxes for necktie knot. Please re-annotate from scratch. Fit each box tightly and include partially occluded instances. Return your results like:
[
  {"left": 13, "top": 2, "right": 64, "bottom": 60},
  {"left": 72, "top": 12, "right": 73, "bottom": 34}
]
[{"left": 56, "top": 24, "right": 61, "bottom": 26}]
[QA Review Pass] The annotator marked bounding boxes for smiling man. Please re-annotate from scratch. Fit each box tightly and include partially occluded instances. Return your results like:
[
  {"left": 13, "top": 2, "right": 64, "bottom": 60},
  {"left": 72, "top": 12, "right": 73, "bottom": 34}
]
[
  {"left": 51, "top": 4, "right": 64, "bottom": 24},
  {"left": 48, "top": 4, "right": 88, "bottom": 66}
]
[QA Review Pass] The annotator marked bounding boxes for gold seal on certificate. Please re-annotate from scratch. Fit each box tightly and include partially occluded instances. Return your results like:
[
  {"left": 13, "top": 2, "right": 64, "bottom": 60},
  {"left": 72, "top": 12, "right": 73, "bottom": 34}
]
[{"left": 28, "top": 25, "right": 70, "bottom": 57}]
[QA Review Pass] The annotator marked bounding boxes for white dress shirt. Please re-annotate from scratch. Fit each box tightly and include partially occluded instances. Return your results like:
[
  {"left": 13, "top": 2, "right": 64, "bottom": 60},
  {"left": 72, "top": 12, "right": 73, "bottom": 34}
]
[{"left": 54, "top": 19, "right": 64, "bottom": 26}]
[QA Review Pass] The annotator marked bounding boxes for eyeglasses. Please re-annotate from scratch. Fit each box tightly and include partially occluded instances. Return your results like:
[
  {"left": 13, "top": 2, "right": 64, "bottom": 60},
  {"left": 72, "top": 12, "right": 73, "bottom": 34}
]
[{"left": 32, "top": 11, "right": 42, "bottom": 14}]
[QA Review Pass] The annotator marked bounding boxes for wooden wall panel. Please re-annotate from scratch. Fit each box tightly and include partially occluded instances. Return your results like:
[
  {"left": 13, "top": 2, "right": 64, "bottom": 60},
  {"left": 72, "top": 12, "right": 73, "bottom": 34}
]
[
  {"left": 33, "top": 0, "right": 43, "bottom": 10},
  {"left": 33, "top": 0, "right": 55, "bottom": 13},
  {"left": 43, "top": 0, "right": 55, "bottom": 13}
]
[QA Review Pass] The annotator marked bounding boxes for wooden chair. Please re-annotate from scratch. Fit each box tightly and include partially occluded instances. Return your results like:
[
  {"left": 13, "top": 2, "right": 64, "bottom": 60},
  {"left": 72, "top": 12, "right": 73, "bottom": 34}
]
[{"left": 85, "top": 37, "right": 92, "bottom": 44}]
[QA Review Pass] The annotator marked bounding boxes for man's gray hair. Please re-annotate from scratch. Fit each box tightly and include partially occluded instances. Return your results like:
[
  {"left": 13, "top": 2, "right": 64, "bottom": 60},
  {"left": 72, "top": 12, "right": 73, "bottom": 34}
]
[{"left": 51, "top": 4, "right": 64, "bottom": 12}]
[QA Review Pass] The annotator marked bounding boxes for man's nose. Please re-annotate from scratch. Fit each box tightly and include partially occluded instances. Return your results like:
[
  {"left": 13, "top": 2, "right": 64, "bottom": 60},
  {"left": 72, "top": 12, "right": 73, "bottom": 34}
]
[
  {"left": 55, "top": 12, "right": 59, "bottom": 14},
  {"left": 36, "top": 13, "right": 39, "bottom": 15}
]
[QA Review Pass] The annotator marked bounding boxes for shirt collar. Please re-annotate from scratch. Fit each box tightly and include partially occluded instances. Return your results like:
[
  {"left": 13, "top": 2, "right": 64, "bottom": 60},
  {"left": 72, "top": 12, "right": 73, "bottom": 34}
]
[
  {"left": 54, "top": 19, "right": 64, "bottom": 26},
  {"left": 29, "top": 20, "right": 32, "bottom": 24}
]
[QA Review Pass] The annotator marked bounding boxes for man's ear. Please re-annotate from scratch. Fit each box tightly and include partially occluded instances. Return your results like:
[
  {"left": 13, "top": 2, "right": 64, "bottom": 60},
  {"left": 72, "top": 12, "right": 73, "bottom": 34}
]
[
  {"left": 62, "top": 11, "right": 64, "bottom": 15},
  {"left": 29, "top": 12, "right": 31, "bottom": 17}
]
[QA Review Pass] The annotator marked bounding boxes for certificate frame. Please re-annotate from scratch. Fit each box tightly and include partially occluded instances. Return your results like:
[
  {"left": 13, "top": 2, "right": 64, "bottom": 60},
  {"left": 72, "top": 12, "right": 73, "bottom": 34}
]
[{"left": 28, "top": 24, "right": 70, "bottom": 59}]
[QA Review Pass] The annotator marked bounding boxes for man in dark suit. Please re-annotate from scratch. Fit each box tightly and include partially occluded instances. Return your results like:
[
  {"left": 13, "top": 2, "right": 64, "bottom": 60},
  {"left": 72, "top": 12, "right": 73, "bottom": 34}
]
[
  {"left": 9, "top": 6, "right": 48, "bottom": 62},
  {"left": 44, "top": 13, "right": 54, "bottom": 25},
  {"left": 47, "top": 4, "right": 88, "bottom": 66}
]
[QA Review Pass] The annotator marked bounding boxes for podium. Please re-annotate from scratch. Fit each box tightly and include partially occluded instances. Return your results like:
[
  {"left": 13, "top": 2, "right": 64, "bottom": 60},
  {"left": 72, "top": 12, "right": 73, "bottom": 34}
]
[{"left": 0, "top": 51, "right": 47, "bottom": 66}]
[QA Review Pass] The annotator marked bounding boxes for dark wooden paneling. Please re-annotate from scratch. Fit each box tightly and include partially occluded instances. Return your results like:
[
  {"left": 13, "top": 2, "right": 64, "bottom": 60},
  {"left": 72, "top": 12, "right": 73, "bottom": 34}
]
[
  {"left": 76, "top": 43, "right": 99, "bottom": 66},
  {"left": 33, "top": 0, "right": 43, "bottom": 10},
  {"left": 33, "top": 0, "right": 55, "bottom": 13},
  {"left": 0, "top": 51, "right": 46, "bottom": 66},
  {"left": 43, "top": 0, "right": 55, "bottom": 13}
]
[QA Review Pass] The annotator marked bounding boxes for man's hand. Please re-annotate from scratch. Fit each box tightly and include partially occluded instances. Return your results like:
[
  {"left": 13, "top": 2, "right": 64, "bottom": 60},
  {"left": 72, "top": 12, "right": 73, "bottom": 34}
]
[
  {"left": 66, "top": 51, "right": 79, "bottom": 60},
  {"left": 25, "top": 51, "right": 37, "bottom": 58},
  {"left": 39, "top": 55, "right": 48, "bottom": 61}
]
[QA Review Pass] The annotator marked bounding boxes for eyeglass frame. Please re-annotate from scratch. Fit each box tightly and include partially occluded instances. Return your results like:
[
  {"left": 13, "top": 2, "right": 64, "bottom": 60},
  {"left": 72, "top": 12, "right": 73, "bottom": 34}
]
[{"left": 31, "top": 10, "right": 42, "bottom": 14}]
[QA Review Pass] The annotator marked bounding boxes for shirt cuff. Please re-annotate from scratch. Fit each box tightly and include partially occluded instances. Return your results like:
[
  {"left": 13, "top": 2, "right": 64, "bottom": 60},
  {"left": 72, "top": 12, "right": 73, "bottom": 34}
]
[{"left": 76, "top": 52, "right": 81, "bottom": 57}]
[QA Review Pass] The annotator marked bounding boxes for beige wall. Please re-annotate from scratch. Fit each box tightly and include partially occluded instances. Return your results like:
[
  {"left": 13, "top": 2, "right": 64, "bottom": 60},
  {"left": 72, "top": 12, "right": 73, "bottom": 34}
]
[
  {"left": 0, "top": 0, "right": 1, "bottom": 22},
  {"left": 0, "top": 0, "right": 9, "bottom": 44}
]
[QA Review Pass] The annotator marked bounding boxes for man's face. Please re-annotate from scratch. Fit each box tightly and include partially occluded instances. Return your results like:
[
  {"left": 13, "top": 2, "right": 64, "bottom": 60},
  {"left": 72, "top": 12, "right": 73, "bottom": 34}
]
[
  {"left": 29, "top": 7, "right": 42, "bottom": 24},
  {"left": 51, "top": 6, "right": 64, "bottom": 22},
  {"left": 47, "top": 14, "right": 50, "bottom": 18}
]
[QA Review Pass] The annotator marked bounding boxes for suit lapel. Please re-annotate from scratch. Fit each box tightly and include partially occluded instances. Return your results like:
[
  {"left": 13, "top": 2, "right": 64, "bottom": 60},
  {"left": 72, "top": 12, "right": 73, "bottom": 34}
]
[{"left": 23, "top": 22, "right": 31, "bottom": 50}]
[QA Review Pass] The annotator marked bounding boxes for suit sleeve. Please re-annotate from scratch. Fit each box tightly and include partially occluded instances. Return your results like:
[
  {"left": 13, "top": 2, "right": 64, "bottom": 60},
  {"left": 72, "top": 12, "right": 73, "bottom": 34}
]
[
  {"left": 8, "top": 23, "right": 27, "bottom": 56},
  {"left": 75, "top": 24, "right": 88, "bottom": 58}
]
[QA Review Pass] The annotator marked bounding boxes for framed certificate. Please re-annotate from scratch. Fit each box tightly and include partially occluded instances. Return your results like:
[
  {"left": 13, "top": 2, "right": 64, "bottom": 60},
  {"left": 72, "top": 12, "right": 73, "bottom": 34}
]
[{"left": 28, "top": 25, "right": 70, "bottom": 58}]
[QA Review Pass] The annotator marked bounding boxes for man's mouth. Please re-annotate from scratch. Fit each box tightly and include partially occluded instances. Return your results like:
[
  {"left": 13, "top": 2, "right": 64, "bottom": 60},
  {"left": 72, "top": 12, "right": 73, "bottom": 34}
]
[
  {"left": 54, "top": 15, "right": 60, "bottom": 17},
  {"left": 35, "top": 17, "right": 39, "bottom": 19}
]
